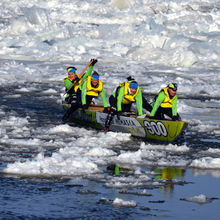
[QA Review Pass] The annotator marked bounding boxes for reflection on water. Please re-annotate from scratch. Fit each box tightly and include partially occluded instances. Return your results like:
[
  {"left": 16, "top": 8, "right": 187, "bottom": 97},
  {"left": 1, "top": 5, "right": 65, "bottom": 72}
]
[
  {"left": 106, "top": 164, "right": 134, "bottom": 176},
  {"left": 191, "top": 168, "right": 220, "bottom": 178},
  {"left": 153, "top": 167, "right": 185, "bottom": 196}
]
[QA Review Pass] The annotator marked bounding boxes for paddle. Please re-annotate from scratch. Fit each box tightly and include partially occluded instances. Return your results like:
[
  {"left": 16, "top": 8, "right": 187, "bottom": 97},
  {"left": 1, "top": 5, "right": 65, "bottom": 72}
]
[{"left": 65, "top": 59, "right": 94, "bottom": 95}]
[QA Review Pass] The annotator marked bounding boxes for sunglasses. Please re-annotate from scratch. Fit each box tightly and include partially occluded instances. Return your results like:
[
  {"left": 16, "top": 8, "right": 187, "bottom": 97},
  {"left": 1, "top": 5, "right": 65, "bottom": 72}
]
[{"left": 170, "top": 88, "right": 177, "bottom": 91}]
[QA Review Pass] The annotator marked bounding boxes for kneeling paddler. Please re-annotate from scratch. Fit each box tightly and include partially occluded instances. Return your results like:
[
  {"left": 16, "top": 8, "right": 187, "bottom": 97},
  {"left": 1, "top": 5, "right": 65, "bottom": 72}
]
[
  {"left": 62, "top": 71, "right": 108, "bottom": 122},
  {"left": 149, "top": 83, "right": 181, "bottom": 121}
]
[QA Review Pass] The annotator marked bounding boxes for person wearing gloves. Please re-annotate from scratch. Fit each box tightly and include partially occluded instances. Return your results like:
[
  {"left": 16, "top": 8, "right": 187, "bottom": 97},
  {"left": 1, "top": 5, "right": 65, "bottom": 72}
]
[
  {"left": 64, "top": 59, "right": 97, "bottom": 103},
  {"left": 149, "top": 83, "right": 181, "bottom": 121},
  {"left": 104, "top": 77, "right": 152, "bottom": 131},
  {"left": 109, "top": 77, "right": 152, "bottom": 119},
  {"left": 62, "top": 70, "right": 108, "bottom": 122}
]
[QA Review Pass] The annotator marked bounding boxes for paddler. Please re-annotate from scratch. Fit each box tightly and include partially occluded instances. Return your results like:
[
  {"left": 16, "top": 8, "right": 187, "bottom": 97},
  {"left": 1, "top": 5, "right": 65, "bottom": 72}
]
[
  {"left": 149, "top": 83, "right": 181, "bottom": 121},
  {"left": 109, "top": 77, "right": 152, "bottom": 119},
  {"left": 62, "top": 71, "right": 108, "bottom": 122},
  {"left": 104, "top": 76, "right": 152, "bottom": 131},
  {"left": 64, "top": 59, "right": 97, "bottom": 103}
]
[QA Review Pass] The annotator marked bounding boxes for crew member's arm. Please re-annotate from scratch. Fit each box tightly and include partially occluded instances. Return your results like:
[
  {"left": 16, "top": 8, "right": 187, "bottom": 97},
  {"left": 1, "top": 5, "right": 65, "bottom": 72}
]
[
  {"left": 64, "top": 78, "right": 75, "bottom": 95},
  {"left": 64, "top": 78, "right": 73, "bottom": 90},
  {"left": 81, "top": 65, "right": 94, "bottom": 80},
  {"left": 135, "top": 89, "right": 143, "bottom": 116},
  {"left": 172, "top": 96, "right": 178, "bottom": 116},
  {"left": 116, "top": 87, "right": 125, "bottom": 112},
  {"left": 150, "top": 91, "right": 166, "bottom": 117},
  {"left": 77, "top": 65, "right": 94, "bottom": 92},
  {"left": 100, "top": 87, "right": 108, "bottom": 108},
  {"left": 81, "top": 80, "right": 88, "bottom": 105}
]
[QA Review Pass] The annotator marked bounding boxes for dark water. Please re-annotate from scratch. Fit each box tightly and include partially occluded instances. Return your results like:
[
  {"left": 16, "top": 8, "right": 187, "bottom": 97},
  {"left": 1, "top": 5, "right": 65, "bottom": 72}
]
[
  {"left": 0, "top": 84, "right": 220, "bottom": 220},
  {"left": 1, "top": 171, "right": 220, "bottom": 219}
]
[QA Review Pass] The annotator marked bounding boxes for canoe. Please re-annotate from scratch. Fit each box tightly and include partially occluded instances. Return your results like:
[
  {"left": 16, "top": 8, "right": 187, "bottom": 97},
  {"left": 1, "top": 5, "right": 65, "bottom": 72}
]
[{"left": 63, "top": 104, "right": 188, "bottom": 142}]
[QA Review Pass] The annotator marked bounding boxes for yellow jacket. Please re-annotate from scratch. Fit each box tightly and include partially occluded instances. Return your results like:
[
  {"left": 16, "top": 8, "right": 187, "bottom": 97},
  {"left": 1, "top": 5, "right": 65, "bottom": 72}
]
[
  {"left": 64, "top": 74, "right": 82, "bottom": 93},
  {"left": 85, "top": 76, "right": 103, "bottom": 96},
  {"left": 122, "top": 82, "right": 140, "bottom": 104},
  {"left": 81, "top": 76, "right": 108, "bottom": 107},
  {"left": 160, "top": 87, "right": 176, "bottom": 108}
]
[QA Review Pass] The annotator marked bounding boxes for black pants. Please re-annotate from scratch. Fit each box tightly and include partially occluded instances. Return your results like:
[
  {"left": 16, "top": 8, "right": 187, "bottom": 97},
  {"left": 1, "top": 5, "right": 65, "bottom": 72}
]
[
  {"left": 109, "top": 95, "right": 152, "bottom": 113},
  {"left": 153, "top": 107, "right": 181, "bottom": 120},
  {"left": 65, "top": 89, "right": 94, "bottom": 117},
  {"left": 109, "top": 95, "right": 131, "bottom": 112},
  {"left": 143, "top": 96, "right": 152, "bottom": 113},
  {"left": 65, "top": 94, "right": 77, "bottom": 104}
]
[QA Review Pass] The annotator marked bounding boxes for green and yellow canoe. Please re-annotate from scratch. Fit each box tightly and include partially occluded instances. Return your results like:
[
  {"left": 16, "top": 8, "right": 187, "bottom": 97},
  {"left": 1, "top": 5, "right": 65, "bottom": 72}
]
[{"left": 63, "top": 104, "right": 188, "bottom": 142}]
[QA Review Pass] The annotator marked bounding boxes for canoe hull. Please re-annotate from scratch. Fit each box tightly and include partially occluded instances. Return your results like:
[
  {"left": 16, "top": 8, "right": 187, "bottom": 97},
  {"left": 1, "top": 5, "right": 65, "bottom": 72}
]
[{"left": 63, "top": 104, "right": 187, "bottom": 142}]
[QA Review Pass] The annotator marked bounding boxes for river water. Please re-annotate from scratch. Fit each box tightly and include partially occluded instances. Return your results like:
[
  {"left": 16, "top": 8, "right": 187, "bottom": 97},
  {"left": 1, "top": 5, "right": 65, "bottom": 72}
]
[
  {"left": 0, "top": 63, "right": 220, "bottom": 219},
  {"left": 0, "top": 0, "right": 220, "bottom": 219}
]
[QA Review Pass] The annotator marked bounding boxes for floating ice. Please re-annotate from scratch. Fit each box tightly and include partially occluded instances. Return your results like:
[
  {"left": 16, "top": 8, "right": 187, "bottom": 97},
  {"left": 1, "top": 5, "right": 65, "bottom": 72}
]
[
  {"left": 0, "top": 0, "right": 220, "bottom": 183},
  {"left": 190, "top": 157, "right": 220, "bottom": 170},
  {"left": 110, "top": 0, "right": 132, "bottom": 9},
  {"left": 105, "top": 175, "right": 151, "bottom": 189},
  {"left": 41, "top": 88, "right": 57, "bottom": 94},
  {"left": 3, "top": 151, "right": 99, "bottom": 176},
  {"left": 113, "top": 198, "right": 137, "bottom": 208},
  {"left": 115, "top": 142, "right": 190, "bottom": 167},
  {"left": 140, "top": 142, "right": 190, "bottom": 153},
  {"left": 180, "top": 194, "right": 217, "bottom": 205},
  {"left": 0, "top": 116, "right": 29, "bottom": 128},
  {"left": 15, "top": 88, "right": 31, "bottom": 93}
]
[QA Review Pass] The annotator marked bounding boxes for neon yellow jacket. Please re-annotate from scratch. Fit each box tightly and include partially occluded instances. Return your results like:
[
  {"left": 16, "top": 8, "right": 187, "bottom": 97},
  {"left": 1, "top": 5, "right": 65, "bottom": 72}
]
[
  {"left": 81, "top": 76, "right": 108, "bottom": 107},
  {"left": 64, "top": 65, "right": 94, "bottom": 98},
  {"left": 150, "top": 87, "right": 177, "bottom": 117},
  {"left": 112, "top": 81, "right": 143, "bottom": 116}
]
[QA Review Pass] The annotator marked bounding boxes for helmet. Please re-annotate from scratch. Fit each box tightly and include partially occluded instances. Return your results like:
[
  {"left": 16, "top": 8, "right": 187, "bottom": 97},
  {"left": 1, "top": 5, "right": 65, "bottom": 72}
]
[
  {"left": 127, "top": 76, "right": 135, "bottom": 81},
  {"left": 168, "top": 83, "right": 178, "bottom": 91}
]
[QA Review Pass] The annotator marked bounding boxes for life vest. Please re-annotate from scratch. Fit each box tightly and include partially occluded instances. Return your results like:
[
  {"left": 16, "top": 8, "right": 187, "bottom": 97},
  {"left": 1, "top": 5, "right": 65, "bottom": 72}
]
[
  {"left": 64, "top": 74, "right": 82, "bottom": 93},
  {"left": 121, "top": 81, "right": 140, "bottom": 104},
  {"left": 64, "top": 77, "right": 72, "bottom": 84},
  {"left": 160, "top": 87, "right": 176, "bottom": 108},
  {"left": 86, "top": 76, "right": 103, "bottom": 96}
]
